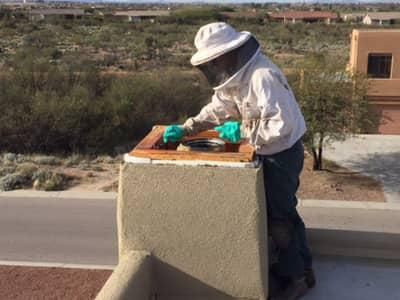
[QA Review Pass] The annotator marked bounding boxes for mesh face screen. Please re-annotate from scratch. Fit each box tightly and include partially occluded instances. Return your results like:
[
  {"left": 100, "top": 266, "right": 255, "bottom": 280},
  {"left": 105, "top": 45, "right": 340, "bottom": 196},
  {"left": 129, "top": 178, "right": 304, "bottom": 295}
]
[{"left": 197, "top": 36, "right": 260, "bottom": 87}]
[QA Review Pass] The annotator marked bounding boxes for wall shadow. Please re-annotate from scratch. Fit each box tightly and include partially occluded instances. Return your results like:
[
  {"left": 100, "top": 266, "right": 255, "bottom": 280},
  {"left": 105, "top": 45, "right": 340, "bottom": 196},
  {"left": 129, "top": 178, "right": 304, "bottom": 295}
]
[{"left": 152, "top": 258, "right": 252, "bottom": 300}]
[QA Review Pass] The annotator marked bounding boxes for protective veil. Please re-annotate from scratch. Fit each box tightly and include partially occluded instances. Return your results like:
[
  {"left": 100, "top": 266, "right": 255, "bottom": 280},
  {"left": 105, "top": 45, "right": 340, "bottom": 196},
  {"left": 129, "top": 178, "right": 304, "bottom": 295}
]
[
  {"left": 184, "top": 22, "right": 306, "bottom": 155},
  {"left": 183, "top": 51, "right": 306, "bottom": 155},
  {"left": 196, "top": 36, "right": 260, "bottom": 88}
]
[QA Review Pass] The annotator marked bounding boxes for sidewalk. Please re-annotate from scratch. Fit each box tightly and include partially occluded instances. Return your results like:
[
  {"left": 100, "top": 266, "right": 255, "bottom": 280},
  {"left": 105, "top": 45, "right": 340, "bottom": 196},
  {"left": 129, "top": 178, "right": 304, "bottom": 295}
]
[
  {"left": 304, "top": 256, "right": 400, "bottom": 300},
  {"left": 0, "top": 190, "right": 117, "bottom": 200},
  {"left": 324, "top": 135, "right": 400, "bottom": 203}
]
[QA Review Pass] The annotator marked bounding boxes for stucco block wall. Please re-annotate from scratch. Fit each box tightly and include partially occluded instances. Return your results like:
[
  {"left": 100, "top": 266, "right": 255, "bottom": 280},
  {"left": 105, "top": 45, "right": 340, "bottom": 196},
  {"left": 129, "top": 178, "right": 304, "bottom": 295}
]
[
  {"left": 96, "top": 251, "right": 153, "bottom": 300},
  {"left": 349, "top": 30, "right": 400, "bottom": 134},
  {"left": 117, "top": 162, "right": 268, "bottom": 300},
  {"left": 371, "top": 103, "right": 400, "bottom": 134},
  {"left": 350, "top": 30, "right": 400, "bottom": 79}
]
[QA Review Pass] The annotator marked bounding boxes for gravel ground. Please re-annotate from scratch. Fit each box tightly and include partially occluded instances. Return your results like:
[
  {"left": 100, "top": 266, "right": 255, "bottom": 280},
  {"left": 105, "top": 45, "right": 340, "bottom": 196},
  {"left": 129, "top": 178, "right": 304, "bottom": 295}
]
[
  {"left": 0, "top": 151, "right": 384, "bottom": 201},
  {"left": 298, "top": 154, "right": 385, "bottom": 202},
  {"left": 0, "top": 266, "right": 111, "bottom": 300}
]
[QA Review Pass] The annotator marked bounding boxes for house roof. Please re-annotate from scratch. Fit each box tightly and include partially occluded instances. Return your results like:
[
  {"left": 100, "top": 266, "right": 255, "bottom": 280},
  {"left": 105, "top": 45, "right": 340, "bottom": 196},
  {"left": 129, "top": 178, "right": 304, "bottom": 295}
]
[
  {"left": 30, "top": 8, "right": 85, "bottom": 16},
  {"left": 113, "top": 10, "right": 170, "bottom": 17},
  {"left": 365, "top": 12, "right": 400, "bottom": 21},
  {"left": 341, "top": 13, "right": 366, "bottom": 18},
  {"left": 270, "top": 11, "right": 338, "bottom": 20}
]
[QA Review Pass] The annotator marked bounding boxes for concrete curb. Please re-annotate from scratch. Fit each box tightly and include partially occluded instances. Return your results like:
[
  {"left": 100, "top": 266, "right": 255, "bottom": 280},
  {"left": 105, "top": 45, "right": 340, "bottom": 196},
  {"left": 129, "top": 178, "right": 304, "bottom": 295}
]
[
  {"left": 124, "top": 153, "right": 259, "bottom": 168},
  {"left": 0, "top": 190, "right": 117, "bottom": 200},
  {"left": 0, "top": 260, "right": 115, "bottom": 270},
  {"left": 299, "top": 199, "right": 400, "bottom": 210},
  {"left": 299, "top": 200, "right": 400, "bottom": 260}
]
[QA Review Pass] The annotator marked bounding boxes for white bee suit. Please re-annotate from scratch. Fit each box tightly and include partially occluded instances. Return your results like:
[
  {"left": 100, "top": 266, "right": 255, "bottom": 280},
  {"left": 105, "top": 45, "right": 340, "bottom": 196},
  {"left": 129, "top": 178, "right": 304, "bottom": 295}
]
[{"left": 183, "top": 52, "right": 306, "bottom": 155}]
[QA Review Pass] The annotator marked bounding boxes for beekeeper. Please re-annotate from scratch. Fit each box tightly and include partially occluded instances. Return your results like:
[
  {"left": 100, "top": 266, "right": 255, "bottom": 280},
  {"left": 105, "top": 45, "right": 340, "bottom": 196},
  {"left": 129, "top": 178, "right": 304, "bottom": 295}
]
[{"left": 163, "top": 22, "right": 314, "bottom": 300}]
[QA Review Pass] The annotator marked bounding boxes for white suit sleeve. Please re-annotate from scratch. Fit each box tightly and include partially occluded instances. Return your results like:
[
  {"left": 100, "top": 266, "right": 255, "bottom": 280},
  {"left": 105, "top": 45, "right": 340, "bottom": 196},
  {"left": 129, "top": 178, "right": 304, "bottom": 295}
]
[
  {"left": 251, "top": 70, "right": 295, "bottom": 147},
  {"left": 182, "top": 91, "right": 240, "bottom": 136}
]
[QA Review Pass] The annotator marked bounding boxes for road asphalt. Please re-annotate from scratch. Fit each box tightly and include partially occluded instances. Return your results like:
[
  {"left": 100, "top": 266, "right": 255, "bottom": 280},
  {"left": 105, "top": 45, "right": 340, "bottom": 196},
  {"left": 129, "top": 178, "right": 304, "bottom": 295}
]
[{"left": 0, "top": 194, "right": 118, "bottom": 266}]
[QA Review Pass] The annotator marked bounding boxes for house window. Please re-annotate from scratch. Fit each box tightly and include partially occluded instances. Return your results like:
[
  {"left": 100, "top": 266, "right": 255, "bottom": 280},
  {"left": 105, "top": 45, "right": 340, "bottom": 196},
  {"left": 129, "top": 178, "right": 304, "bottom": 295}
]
[{"left": 367, "top": 53, "right": 392, "bottom": 78}]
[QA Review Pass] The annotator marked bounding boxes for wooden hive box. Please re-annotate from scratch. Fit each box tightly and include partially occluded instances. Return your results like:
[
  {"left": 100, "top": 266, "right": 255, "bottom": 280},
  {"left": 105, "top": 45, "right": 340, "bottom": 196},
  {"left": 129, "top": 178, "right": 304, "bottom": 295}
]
[{"left": 129, "top": 125, "right": 255, "bottom": 163}]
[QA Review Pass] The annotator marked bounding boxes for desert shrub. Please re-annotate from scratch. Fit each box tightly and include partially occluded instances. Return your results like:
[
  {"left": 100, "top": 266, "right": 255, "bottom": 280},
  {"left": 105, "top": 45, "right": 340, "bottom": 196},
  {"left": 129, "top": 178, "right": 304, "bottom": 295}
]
[
  {"left": 0, "top": 56, "right": 211, "bottom": 154},
  {"left": 92, "top": 155, "right": 115, "bottom": 164},
  {"left": 0, "top": 6, "right": 12, "bottom": 20},
  {"left": 171, "top": 8, "right": 223, "bottom": 24},
  {"left": 0, "top": 166, "right": 16, "bottom": 177},
  {"left": 16, "top": 163, "right": 38, "bottom": 178},
  {"left": 32, "top": 155, "right": 62, "bottom": 166},
  {"left": 0, "top": 174, "right": 26, "bottom": 191},
  {"left": 290, "top": 54, "right": 373, "bottom": 170},
  {"left": 23, "top": 28, "right": 57, "bottom": 49},
  {"left": 64, "top": 154, "right": 85, "bottom": 167},
  {"left": 49, "top": 48, "right": 63, "bottom": 60},
  {"left": 2, "top": 153, "right": 17, "bottom": 164},
  {"left": 101, "top": 69, "right": 211, "bottom": 149},
  {"left": 1, "top": 53, "right": 110, "bottom": 153},
  {"left": 32, "top": 170, "right": 70, "bottom": 191}
]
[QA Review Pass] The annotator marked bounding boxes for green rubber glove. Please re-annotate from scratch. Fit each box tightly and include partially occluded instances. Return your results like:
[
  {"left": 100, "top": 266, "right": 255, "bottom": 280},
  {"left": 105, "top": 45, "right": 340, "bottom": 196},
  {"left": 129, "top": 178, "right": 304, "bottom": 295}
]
[
  {"left": 163, "top": 125, "right": 184, "bottom": 143},
  {"left": 215, "top": 121, "right": 241, "bottom": 143}
]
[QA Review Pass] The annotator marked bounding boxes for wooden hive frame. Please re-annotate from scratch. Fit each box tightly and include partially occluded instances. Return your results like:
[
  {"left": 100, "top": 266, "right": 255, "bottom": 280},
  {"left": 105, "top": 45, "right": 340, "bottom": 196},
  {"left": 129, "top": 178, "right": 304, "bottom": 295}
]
[{"left": 129, "top": 125, "right": 255, "bottom": 163}]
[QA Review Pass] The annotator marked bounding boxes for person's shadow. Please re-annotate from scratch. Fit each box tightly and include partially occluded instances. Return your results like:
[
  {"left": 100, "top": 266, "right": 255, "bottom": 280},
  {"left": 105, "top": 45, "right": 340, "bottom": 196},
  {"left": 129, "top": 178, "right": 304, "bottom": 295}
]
[{"left": 344, "top": 151, "right": 400, "bottom": 201}]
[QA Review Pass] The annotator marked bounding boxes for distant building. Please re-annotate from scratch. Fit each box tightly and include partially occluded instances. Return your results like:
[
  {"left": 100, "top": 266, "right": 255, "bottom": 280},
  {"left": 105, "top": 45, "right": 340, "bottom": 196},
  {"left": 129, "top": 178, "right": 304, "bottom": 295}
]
[
  {"left": 269, "top": 11, "right": 338, "bottom": 24},
  {"left": 349, "top": 29, "right": 400, "bottom": 134},
  {"left": 363, "top": 12, "right": 400, "bottom": 25},
  {"left": 341, "top": 13, "right": 365, "bottom": 23},
  {"left": 0, "top": 2, "right": 40, "bottom": 9},
  {"left": 29, "top": 8, "right": 86, "bottom": 21},
  {"left": 113, "top": 10, "right": 170, "bottom": 23}
]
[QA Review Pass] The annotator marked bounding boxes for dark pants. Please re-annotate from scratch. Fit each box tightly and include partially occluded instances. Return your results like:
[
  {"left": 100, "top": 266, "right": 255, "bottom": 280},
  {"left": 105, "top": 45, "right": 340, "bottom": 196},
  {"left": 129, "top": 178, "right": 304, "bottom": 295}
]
[{"left": 258, "top": 140, "right": 312, "bottom": 279}]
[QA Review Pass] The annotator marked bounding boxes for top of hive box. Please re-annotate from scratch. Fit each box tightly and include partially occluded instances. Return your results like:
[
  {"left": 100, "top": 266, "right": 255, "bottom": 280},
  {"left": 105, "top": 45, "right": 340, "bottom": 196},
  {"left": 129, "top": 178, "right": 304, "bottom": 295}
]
[{"left": 127, "top": 125, "right": 256, "bottom": 165}]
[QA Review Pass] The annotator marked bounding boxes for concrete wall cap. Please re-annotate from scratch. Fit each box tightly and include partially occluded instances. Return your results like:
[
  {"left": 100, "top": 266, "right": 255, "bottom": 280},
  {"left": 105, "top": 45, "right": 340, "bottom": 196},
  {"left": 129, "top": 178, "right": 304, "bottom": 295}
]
[{"left": 124, "top": 153, "right": 260, "bottom": 168}]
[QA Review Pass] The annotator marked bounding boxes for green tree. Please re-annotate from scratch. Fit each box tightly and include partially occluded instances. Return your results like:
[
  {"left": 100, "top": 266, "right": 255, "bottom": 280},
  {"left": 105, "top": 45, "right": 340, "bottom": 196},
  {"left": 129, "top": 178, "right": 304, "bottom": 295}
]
[{"left": 291, "top": 54, "right": 373, "bottom": 170}]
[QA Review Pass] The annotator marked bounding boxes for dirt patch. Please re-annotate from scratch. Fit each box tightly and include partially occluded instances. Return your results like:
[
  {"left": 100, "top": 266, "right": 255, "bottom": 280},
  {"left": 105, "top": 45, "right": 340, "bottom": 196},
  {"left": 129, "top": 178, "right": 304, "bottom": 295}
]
[
  {"left": 57, "top": 164, "right": 119, "bottom": 192},
  {"left": 0, "top": 265, "right": 111, "bottom": 300},
  {"left": 299, "top": 153, "right": 385, "bottom": 202},
  {"left": 1, "top": 152, "right": 385, "bottom": 201},
  {"left": 0, "top": 153, "right": 121, "bottom": 192}
]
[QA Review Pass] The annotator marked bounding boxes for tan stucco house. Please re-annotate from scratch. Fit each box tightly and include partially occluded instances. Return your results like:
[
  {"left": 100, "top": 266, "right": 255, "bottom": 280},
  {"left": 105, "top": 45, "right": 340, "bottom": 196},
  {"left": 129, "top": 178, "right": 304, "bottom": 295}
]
[
  {"left": 349, "top": 29, "right": 400, "bottom": 134},
  {"left": 362, "top": 12, "right": 400, "bottom": 25},
  {"left": 112, "top": 10, "right": 170, "bottom": 23},
  {"left": 29, "top": 8, "right": 86, "bottom": 21}
]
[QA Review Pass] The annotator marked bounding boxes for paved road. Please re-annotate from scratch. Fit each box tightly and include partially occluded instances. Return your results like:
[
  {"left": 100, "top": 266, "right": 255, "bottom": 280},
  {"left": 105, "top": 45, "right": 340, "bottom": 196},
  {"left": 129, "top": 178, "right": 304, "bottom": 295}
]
[
  {"left": 0, "top": 195, "right": 118, "bottom": 266},
  {"left": 324, "top": 134, "right": 400, "bottom": 203}
]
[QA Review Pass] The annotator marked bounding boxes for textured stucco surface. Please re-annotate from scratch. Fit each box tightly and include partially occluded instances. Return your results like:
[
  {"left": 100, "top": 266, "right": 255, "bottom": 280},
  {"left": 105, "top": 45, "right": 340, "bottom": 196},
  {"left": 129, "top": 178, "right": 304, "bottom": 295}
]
[
  {"left": 96, "top": 251, "right": 152, "bottom": 300},
  {"left": 118, "top": 163, "right": 268, "bottom": 299}
]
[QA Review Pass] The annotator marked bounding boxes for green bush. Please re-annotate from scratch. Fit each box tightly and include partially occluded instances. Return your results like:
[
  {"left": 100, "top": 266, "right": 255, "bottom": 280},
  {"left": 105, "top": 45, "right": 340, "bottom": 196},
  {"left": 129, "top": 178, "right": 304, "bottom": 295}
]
[
  {"left": 0, "top": 55, "right": 211, "bottom": 154},
  {"left": 32, "top": 170, "right": 70, "bottom": 191},
  {"left": 101, "top": 70, "right": 211, "bottom": 149},
  {"left": 171, "top": 8, "right": 223, "bottom": 24},
  {"left": 0, "top": 174, "right": 26, "bottom": 191}
]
